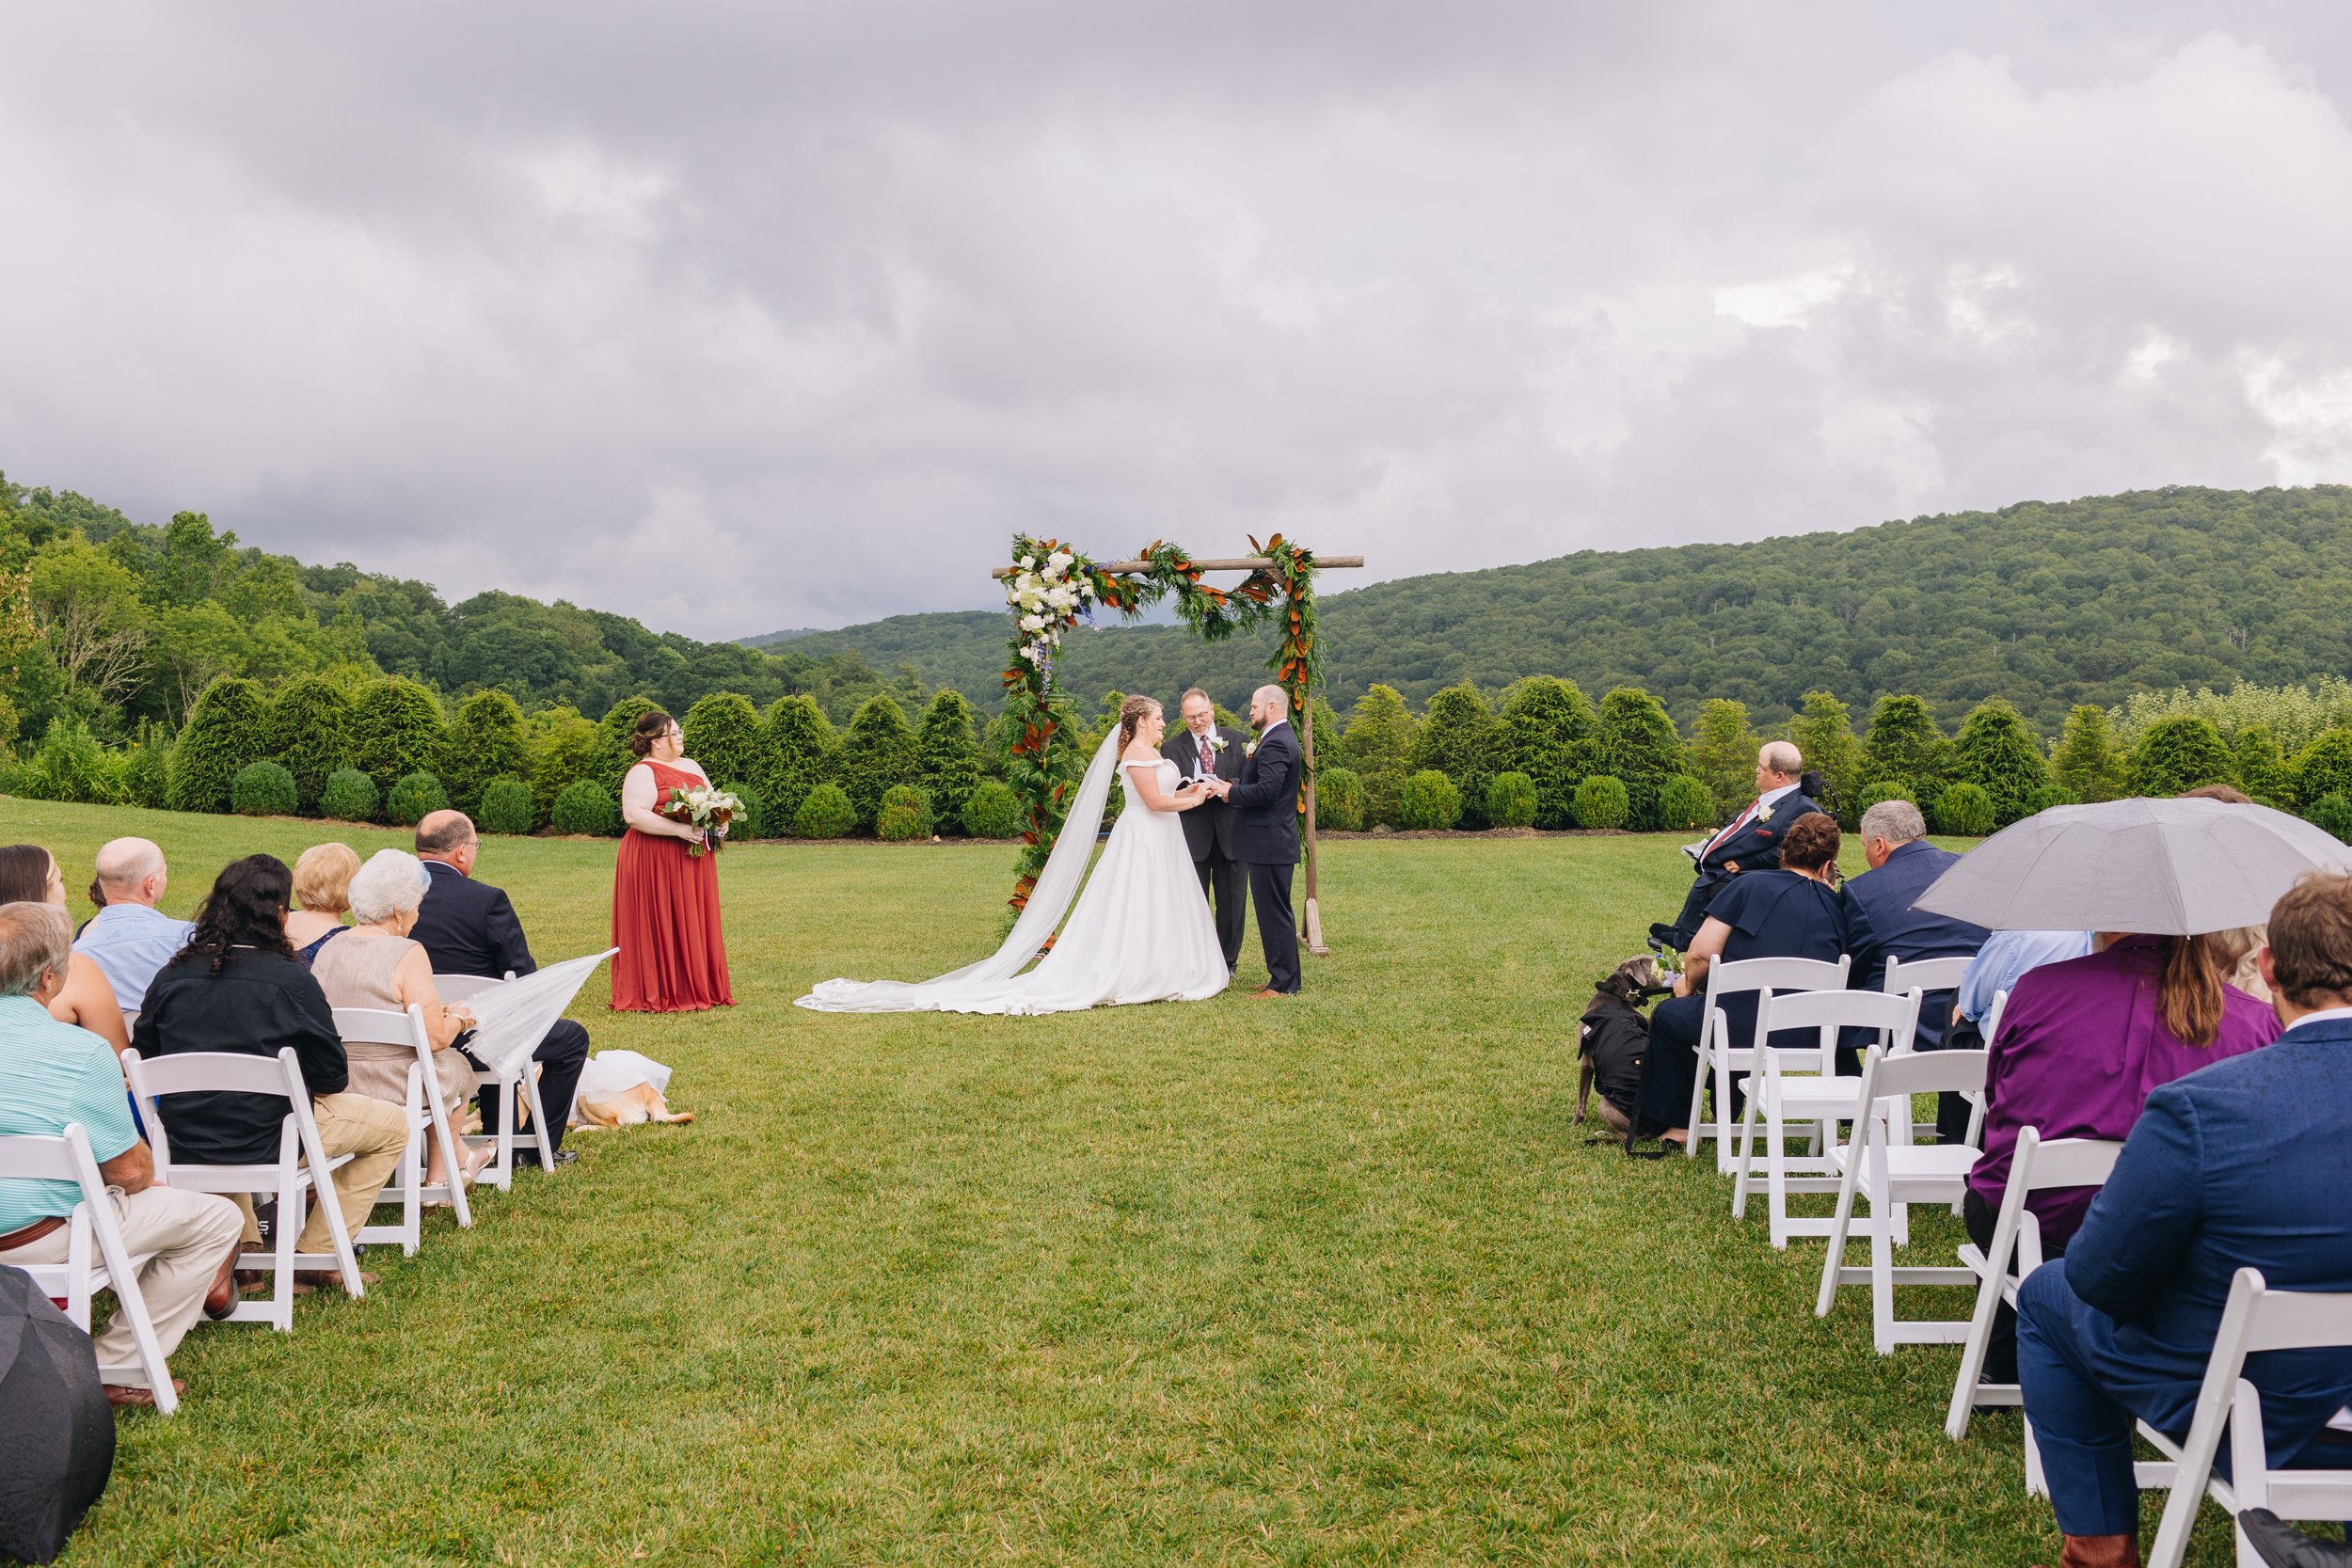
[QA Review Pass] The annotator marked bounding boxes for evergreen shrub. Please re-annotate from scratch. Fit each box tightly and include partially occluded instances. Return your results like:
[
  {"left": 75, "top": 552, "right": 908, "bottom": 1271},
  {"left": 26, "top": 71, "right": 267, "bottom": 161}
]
[
  {"left": 230, "top": 761, "right": 298, "bottom": 817},
  {"left": 1935, "top": 782, "right": 1996, "bottom": 837},
  {"left": 167, "top": 675, "right": 269, "bottom": 813},
  {"left": 681, "top": 693, "right": 771, "bottom": 800},
  {"left": 441, "top": 689, "right": 530, "bottom": 815},
  {"left": 1485, "top": 770, "right": 1538, "bottom": 829},
  {"left": 2292, "top": 728, "right": 2352, "bottom": 808},
  {"left": 2305, "top": 793, "right": 2352, "bottom": 845},
  {"left": 1594, "top": 688, "right": 1683, "bottom": 830},
  {"left": 2024, "top": 784, "right": 2080, "bottom": 816},
  {"left": 348, "top": 677, "right": 450, "bottom": 800},
  {"left": 2131, "top": 716, "right": 2235, "bottom": 798},
  {"left": 119, "top": 722, "right": 172, "bottom": 809},
  {"left": 763, "top": 695, "right": 837, "bottom": 828},
  {"left": 388, "top": 771, "right": 450, "bottom": 826},
  {"left": 1574, "top": 773, "right": 1631, "bottom": 831},
  {"left": 266, "top": 675, "right": 354, "bottom": 811},
  {"left": 961, "top": 781, "right": 1023, "bottom": 838},
  {"left": 1657, "top": 775, "right": 1715, "bottom": 832},
  {"left": 24, "top": 719, "right": 125, "bottom": 804},
  {"left": 915, "top": 691, "right": 984, "bottom": 834},
  {"left": 836, "top": 695, "right": 917, "bottom": 831},
  {"left": 1496, "top": 676, "right": 1597, "bottom": 828},
  {"left": 1409, "top": 685, "right": 1498, "bottom": 829},
  {"left": 1315, "top": 767, "right": 1366, "bottom": 832},
  {"left": 1398, "top": 769, "right": 1463, "bottom": 831},
  {"left": 319, "top": 768, "right": 380, "bottom": 823},
  {"left": 550, "top": 779, "right": 619, "bottom": 837},
  {"left": 875, "top": 784, "right": 935, "bottom": 842},
  {"left": 529, "top": 708, "right": 603, "bottom": 825},
  {"left": 1950, "top": 698, "right": 2050, "bottom": 826},
  {"left": 1856, "top": 780, "right": 1915, "bottom": 812},
  {"left": 719, "top": 783, "right": 763, "bottom": 841},
  {"left": 478, "top": 777, "right": 535, "bottom": 835},
  {"left": 793, "top": 782, "right": 857, "bottom": 839}
]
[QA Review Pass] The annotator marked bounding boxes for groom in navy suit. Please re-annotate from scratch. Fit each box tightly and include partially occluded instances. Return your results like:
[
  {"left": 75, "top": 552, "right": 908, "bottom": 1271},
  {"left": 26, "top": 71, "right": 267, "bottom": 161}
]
[{"left": 1205, "top": 685, "right": 1302, "bottom": 995}]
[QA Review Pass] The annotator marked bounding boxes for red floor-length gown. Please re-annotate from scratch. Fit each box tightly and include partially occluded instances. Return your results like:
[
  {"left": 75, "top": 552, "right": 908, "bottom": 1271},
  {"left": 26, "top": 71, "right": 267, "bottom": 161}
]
[{"left": 611, "top": 759, "right": 736, "bottom": 1012}]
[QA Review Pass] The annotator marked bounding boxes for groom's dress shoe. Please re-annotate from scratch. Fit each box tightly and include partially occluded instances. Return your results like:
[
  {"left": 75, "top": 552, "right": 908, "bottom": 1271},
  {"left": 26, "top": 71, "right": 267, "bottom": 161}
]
[{"left": 1252, "top": 988, "right": 1289, "bottom": 998}]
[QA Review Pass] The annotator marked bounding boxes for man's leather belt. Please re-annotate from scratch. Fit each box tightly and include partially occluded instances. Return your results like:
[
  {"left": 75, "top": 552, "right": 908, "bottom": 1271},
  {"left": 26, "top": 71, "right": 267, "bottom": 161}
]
[{"left": 0, "top": 1214, "right": 68, "bottom": 1251}]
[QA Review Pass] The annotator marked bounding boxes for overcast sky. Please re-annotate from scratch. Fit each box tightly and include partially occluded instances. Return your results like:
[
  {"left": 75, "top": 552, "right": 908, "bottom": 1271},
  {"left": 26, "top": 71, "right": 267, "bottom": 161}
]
[{"left": 6, "top": 5, "right": 2351, "bottom": 638}]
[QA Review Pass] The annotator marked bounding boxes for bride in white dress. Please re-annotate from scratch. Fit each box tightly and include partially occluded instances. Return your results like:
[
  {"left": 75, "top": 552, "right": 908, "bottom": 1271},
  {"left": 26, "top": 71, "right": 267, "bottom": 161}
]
[{"left": 797, "top": 695, "right": 1232, "bottom": 1015}]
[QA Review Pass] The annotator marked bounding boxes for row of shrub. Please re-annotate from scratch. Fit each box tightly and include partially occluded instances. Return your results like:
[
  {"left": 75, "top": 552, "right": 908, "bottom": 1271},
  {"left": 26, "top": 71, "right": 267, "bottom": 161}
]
[{"left": 18, "top": 668, "right": 2352, "bottom": 844}]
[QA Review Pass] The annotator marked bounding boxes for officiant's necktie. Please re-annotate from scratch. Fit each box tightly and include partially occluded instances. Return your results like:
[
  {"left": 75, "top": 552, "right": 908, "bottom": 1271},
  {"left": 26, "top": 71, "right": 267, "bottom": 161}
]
[{"left": 1197, "top": 731, "right": 1217, "bottom": 782}]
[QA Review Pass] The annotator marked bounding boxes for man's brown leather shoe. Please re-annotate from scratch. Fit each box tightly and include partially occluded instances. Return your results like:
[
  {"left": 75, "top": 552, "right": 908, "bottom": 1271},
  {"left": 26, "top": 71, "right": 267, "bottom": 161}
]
[
  {"left": 104, "top": 1378, "right": 186, "bottom": 1408},
  {"left": 1253, "top": 988, "right": 1289, "bottom": 998},
  {"left": 2047, "top": 1532, "right": 2140, "bottom": 1568}
]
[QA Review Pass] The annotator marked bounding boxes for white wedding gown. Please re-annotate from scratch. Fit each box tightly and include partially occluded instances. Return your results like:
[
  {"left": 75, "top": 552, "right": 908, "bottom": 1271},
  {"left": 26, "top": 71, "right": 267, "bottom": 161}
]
[{"left": 796, "top": 736, "right": 1230, "bottom": 1015}]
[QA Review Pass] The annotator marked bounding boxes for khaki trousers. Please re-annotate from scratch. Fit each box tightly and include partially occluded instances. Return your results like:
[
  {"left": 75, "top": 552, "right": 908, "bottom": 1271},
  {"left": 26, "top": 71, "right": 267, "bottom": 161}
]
[
  {"left": 0, "top": 1183, "right": 243, "bottom": 1387},
  {"left": 234, "top": 1092, "right": 412, "bottom": 1252}
]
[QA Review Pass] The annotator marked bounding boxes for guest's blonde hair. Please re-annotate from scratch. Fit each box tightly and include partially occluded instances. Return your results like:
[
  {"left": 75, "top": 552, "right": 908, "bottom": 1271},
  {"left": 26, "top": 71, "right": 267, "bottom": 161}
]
[{"left": 292, "top": 842, "right": 362, "bottom": 913}]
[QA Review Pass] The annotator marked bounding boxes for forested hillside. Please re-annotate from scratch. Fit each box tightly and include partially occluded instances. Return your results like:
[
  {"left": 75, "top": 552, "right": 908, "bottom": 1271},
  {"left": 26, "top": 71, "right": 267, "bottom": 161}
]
[
  {"left": 754, "top": 486, "right": 2352, "bottom": 731},
  {"left": 0, "top": 474, "right": 924, "bottom": 753}
]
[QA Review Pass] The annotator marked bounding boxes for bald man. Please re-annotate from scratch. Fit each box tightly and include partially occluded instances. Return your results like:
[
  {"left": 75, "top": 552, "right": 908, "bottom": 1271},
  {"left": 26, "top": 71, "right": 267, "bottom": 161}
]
[
  {"left": 1202, "top": 685, "right": 1303, "bottom": 994},
  {"left": 72, "top": 837, "right": 196, "bottom": 1010},
  {"left": 1649, "top": 742, "right": 1826, "bottom": 953}
]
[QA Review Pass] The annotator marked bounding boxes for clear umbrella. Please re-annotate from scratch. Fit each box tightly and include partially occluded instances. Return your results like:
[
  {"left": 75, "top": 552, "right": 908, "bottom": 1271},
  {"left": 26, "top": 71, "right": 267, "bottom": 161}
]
[{"left": 1913, "top": 797, "right": 2352, "bottom": 935}]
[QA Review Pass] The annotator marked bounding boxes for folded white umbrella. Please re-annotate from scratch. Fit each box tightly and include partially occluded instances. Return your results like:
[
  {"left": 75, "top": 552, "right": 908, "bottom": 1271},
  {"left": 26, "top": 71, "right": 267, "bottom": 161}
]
[{"left": 1914, "top": 797, "right": 2352, "bottom": 935}]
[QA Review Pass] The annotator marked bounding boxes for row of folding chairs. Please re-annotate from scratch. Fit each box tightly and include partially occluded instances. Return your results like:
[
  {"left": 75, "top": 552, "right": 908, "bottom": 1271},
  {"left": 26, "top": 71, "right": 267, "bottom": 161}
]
[
  {"left": 0, "top": 974, "right": 560, "bottom": 1410},
  {"left": 1675, "top": 954, "right": 2352, "bottom": 1565}
]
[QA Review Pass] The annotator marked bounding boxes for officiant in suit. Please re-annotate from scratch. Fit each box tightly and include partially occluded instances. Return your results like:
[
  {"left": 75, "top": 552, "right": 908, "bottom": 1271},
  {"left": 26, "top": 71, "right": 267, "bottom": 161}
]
[
  {"left": 1206, "top": 685, "right": 1303, "bottom": 995},
  {"left": 1163, "top": 688, "right": 1248, "bottom": 974},
  {"left": 1649, "top": 741, "right": 1826, "bottom": 953}
]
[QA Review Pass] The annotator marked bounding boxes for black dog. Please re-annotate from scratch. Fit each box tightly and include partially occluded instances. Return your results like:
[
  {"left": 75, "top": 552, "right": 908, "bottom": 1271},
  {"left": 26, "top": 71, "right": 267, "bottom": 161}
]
[{"left": 1577, "top": 955, "right": 1673, "bottom": 1136}]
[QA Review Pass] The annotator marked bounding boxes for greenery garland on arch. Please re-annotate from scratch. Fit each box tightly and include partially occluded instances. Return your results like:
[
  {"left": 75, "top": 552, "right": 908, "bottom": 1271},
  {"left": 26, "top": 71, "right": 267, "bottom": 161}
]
[{"left": 999, "top": 532, "right": 1321, "bottom": 911}]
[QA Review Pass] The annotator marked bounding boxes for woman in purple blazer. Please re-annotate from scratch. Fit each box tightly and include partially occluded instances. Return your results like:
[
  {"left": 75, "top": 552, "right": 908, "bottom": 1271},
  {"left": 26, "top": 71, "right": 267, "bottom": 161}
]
[{"left": 1965, "top": 931, "right": 2280, "bottom": 1378}]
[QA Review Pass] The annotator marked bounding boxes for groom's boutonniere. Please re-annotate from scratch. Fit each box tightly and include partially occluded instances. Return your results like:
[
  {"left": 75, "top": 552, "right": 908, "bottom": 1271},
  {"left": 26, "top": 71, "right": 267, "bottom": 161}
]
[{"left": 1245, "top": 737, "right": 1259, "bottom": 758}]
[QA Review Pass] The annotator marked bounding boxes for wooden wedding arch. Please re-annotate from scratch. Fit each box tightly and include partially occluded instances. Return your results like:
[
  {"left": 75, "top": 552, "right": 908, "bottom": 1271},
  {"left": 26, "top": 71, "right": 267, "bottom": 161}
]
[{"left": 990, "top": 536, "right": 1362, "bottom": 955}]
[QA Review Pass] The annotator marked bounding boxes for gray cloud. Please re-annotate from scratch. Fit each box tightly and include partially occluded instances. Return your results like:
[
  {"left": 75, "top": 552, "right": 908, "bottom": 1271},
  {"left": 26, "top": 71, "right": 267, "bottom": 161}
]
[{"left": 3, "top": 4, "right": 2350, "bottom": 637}]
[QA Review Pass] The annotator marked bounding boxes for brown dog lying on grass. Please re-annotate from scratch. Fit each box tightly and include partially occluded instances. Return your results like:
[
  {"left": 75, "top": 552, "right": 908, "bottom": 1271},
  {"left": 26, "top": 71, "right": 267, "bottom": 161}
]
[{"left": 572, "top": 1079, "right": 694, "bottom": 1130}]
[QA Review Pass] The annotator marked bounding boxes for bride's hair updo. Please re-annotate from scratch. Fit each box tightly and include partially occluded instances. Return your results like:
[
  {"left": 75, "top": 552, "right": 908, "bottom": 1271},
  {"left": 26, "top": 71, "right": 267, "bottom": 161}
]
[
  {"left": 629, "top": 709, "right": 677, "bottom": 759},
  {"left": 1117, "top": 695, "right": 1162, "bottom": 752}
]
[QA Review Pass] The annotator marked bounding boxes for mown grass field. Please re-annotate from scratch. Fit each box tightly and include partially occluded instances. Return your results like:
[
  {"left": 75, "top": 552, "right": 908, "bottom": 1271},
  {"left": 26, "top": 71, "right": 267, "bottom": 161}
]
[{"left": 3, "top": 800, "right": 2243, "bottom": 1566}]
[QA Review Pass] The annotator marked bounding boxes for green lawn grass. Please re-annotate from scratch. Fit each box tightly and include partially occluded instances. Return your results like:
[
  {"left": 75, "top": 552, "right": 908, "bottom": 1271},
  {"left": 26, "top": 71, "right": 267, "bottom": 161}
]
[{"left": 2, "top": 801, "right": 2245, "bottom": 1565}]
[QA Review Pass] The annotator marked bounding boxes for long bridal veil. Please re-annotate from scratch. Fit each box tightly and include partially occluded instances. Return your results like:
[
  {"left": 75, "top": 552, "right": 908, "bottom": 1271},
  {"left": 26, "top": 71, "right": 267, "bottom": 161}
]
[{"left": 795, "top": 728, "right": 1125, "bottom": 1012}]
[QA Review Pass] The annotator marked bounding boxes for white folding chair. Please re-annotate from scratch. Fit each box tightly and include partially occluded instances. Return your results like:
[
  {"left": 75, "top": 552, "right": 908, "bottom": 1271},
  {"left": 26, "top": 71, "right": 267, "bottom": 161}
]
[
  {"left": 0, "top": 1124, "right": 179, "bottom": 1413},
  {"left": 433, "top": 971, "right": 556, "bottom": 1191},
  {"left": 120, "top": 1046, "right": 367, "bottom": 1328},
  {"left": 1814, "top": 1043, "right": 1988, "bottom": 1353},
  {"left": 335, "top": 1005, "right": 472, "bottom": 1255},
  {"left": 1882, "top": 954, "right": 1977, "bottom": 1142},
  {"left": 2144, "top": 1268, "right": 2352, "bottom": 1568},
  {"left": 1681, "top": 954, "right": 1852, "bottom": 1172},
  {"left": 1732, "top": 989, "right": 1922, "bottom": 1248},
  {"left": 1944, "top": 1126, "right": 2123, "bottom": 1441}
]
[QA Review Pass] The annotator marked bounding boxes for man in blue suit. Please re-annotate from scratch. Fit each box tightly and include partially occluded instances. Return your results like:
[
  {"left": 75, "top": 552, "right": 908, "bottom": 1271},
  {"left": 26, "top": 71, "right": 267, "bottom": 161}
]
[
  {"left": 1838, "top": 798, "right": 1988, "bottom": 1126},
  {"left": 1649, "top": 742, "right": 1824, "bottom": 952},
  {"left": 2016, "top": 870, "right": 2352, "bottom": 1568}
]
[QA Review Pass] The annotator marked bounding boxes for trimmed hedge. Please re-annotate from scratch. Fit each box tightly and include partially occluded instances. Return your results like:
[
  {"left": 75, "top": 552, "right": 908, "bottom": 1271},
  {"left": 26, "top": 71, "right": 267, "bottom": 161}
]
[
  {"left": 1485, "top": 770, "right": 1538, "bottom": 829},
  {"left": 349, "top": 677, "right": 449, "bottom": 800},
  {"left": 167, "top": 676, "right": 269, "bottom": 814},
  {"left": 719, "top": 783, "right": 764, "bottom": 842},
  {"left": 1315, "top": 767, "right": 1366, "bottom": 832},
  {"left": 550, "top": 778, "right": 619, "bottom": 837},
  {"left": 1398, "top": 769, "right": 1463, "bottom": 831},
  {"left": 230, "top": 761, "right": 298, "bottom": 817},
  {"left": 319, "top": 768, "right": 380, "bottom": 823},
  {"left": 2306, "top": 793, "right": 2352, "bottom": 845},
  {"left": 961, "top": 780, "right": 1023, "bottom": 839},
  {"left": 442, "top": 689, "right": 529, "bottom": 816},
  {"left": 1856, "top": 780, "right": 1916, "bottom": 812},
  {"left": 2024, "top": 783, "right": 2080, "bottom": 816},
  {"left": 478, "top": 776, "right": 535, "bottom": 835},
  {"left": 915, "top": 691, "right": 984, "bottom": 836},
  {"left": 793, "top": 782, "right": 857, "bottom": 839},
  {"left": 2130, "top": 715, "right": 2235, "bottom": 798},
  {"left": 1574, "top": 773, "right": 1631, "bottom": 831},
  {"left": 1657, "top": 775, "right": 1714, "bottom": 832},
  {"left": 875, "top": 784, "right": 936, "bottom": 842},
  {"left": 266, "top": 674, "right": 354, "bottom": 811},
  {"left": 1935, "top": 782, "right": 1996, "bottom": 837},
  {"left": 836, "top": 695, "right": 917, "bottom": 832},
  {"left": 388, "top": 771, "right": 450, "bottom": 826}
]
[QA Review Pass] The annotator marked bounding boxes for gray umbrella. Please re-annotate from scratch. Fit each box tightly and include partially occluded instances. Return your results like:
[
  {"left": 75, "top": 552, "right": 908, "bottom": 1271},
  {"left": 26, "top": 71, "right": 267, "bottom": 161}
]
[{"left": 1914, "top": 797, "right": 2352, "bottom": 935}]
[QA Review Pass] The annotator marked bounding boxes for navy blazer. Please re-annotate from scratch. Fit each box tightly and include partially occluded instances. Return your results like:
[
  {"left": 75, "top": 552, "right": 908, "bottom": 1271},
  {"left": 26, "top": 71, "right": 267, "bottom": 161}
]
[
  {"left": 1840, "top": 840, "right": 1988, "bottom": 1048},
  {"left": 1698, "top": 790, "right": 1825, "bottom": 877},
  {"left": 1222, "top": 722, "right": 1301, "bottom": 865},
  {"left": 2058, "top": 1017, "right": 2352, "bottom": 1464},
  {"left": 411, "top": 860, "right": 537, "bottom": 980}
]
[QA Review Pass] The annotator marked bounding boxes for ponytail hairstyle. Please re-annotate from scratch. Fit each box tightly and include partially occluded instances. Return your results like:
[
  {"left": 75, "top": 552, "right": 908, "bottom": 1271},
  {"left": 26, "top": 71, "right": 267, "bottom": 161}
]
[
  {"left": 629, "top": 709, "right": 677, "bottom": 759},
  {"left": 2156, "top": 932, "right": 2230, "bottom": 1048},
  {"left": 1117, "top": 696, "right": 1162, "bottom": 752}
]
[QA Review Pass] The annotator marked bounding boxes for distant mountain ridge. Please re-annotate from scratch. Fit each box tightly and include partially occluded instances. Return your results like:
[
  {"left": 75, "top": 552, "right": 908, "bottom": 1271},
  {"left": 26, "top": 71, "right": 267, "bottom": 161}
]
[{"left": 742, "top": 486, "right": 2352, "bottom": 733}]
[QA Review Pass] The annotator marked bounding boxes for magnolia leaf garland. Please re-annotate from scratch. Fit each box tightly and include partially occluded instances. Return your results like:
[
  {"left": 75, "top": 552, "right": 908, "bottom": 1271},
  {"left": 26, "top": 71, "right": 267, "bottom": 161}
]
[{"left": 997, "top": 532, "right": 1322, "bottom": 911}]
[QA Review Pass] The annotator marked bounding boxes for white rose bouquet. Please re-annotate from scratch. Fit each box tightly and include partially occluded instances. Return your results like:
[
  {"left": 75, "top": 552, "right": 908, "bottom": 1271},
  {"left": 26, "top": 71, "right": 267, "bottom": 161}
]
[{"left": 657, "top": 784, "right": 742, "bottom": 857}]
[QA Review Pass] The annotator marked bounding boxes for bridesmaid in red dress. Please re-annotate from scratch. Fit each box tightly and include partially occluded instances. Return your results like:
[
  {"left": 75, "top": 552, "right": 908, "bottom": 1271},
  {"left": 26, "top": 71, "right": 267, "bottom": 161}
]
[{"left": 612, "top": 709, "right": 735, "bottom": 1012}]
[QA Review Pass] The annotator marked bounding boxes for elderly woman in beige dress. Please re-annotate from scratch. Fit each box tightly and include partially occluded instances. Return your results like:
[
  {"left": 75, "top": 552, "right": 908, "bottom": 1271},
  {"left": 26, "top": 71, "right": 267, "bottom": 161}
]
[{"left": 310, "top": 850, "right": 496, "bottom": 1186}]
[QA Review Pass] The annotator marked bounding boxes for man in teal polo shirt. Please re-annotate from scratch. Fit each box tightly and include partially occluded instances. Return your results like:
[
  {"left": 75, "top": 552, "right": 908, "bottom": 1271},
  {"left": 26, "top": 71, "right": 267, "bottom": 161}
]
[{"left": 0, "top": 901, "right": 240, "bottom": 1406}]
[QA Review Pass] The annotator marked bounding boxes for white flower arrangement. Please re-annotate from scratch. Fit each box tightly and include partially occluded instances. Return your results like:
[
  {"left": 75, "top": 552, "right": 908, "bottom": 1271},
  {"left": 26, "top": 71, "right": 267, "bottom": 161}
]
[
  {"left": 1004, "top": 546, "right": 1100, "bottom": 668},
  {"left": 658, "top": 783, "right": 743, "bottom": 857}
]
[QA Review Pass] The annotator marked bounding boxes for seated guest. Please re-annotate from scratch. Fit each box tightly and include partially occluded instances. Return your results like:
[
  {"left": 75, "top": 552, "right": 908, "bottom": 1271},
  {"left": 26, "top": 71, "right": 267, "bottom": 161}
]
[
  {"left": 285, "top": 842, "right": 360, "bottom": 966},
  {"left": 410, "top": 811, "right": 589, "bottom": 1165},
  {"left": 2180, "top": 785, "right": 2272, "bottom": 1002},
  {"left": 1838, "top": 799, "right": 1989, "bottom": 1134},
  {"left": 71, "top": 837, "right": 196, "bottom": 1012},
  {"left": 0, "top": 902, "right": 243, "bottom": 1407},
  {"left": 1638, "top": 812, "right": 1846, "bottom": 1148},
  {"left": 2017, "top": 871, "right": 2352, "bottom": 1568},
  {"left": 310, "top": 850, "right": 495, "bottom": 1188},
  {"left": 0, "top": 847, "right": 128, "bottom": 1055},
  {"left": 134, "top": 855, "right": 409, "bottom": 1270},
  {"left": 1953, "top": 927, "right": 2093, "bottom": 1039},
  {"left": 1965, "top": 927, "right": 2280, "bottom": 1387},
  {"left": 1651, "top": 742, "right": 1825, "bottom": 953}
]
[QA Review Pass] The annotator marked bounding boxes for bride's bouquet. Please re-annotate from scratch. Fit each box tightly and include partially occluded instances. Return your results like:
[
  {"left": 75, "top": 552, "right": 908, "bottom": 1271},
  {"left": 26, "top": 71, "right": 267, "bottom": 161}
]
[{"left": 658, "top": 784, "right": 742, "bottom": 857}]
